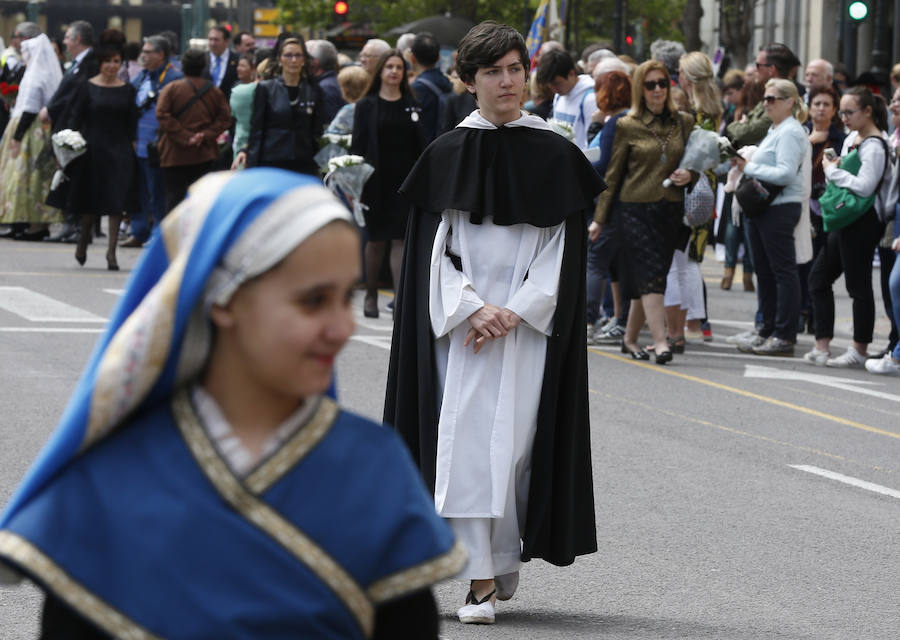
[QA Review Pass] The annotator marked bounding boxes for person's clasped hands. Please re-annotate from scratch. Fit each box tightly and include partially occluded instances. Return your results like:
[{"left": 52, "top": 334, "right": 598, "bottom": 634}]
[{"left": 464, "top": 303, "right": 521, "bottom": 354}]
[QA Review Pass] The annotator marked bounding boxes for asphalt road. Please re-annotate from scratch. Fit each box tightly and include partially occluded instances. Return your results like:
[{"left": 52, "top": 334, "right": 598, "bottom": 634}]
[{"left": 1, "top": 235, "right": 899, "bottom": 639}]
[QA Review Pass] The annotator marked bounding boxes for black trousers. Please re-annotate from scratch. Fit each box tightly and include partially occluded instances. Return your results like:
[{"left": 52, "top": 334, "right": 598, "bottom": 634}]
[
  {"left": 161, "top": 161, "right": 214, "bottom": 215},
  {"left": 747, "top": 202, "right": 801, "bottom": 342},
  {"left": 808, "top": 207, "right": 883, "bottom": 344}
]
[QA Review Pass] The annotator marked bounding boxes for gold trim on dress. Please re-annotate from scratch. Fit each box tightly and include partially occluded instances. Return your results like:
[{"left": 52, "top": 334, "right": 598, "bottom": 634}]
[
  {"left": 245, "top": 397, "right": 338, "bottom": 494},
  {"left": 367, "top": 540, "right": 468, "bottom": 604},
  {"left": 171, "top": 391, "right": 375, "bottom": 638},
  {"left": 0, "top": 531, "right": 162, "bottom": 640}
]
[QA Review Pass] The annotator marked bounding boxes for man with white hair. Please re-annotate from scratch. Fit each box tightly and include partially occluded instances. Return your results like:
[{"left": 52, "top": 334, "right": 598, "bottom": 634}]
[
  {"left": 306, "top": 39, "right": 345, "bottom": 122},
  {"left": 359, "top": 38, "right": 390, "bottom": 75},
  {"left": 804, "top": 58, "right": 834, "bottom": 103},
  {"left": 584, "top": 48, "right": 615, "bottom": 76},
  {"left": 396, "top": 32, "right": 416, "bottom": 62}
]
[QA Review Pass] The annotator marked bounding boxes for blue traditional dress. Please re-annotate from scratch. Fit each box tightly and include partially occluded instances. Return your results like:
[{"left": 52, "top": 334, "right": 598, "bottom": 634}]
[{"left": 0, "top": 169, "right": 465, "bottom": 639}]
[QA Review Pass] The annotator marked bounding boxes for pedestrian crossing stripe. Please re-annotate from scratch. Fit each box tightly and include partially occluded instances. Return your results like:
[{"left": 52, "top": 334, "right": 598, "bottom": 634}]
[{"left": 0, "top": 286, "right": 105, "bottom": 322}]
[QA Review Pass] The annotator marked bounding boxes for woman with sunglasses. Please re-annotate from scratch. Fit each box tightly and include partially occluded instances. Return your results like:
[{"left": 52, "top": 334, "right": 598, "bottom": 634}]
[
  {"left": 733, "top": 78, "right": 811, "bottom": 356},
  {"left": 239, "top": 34, "right": 325, "bottom": 176},
  {"left": 590, "top": 59, "right": 694, "bottom": 364},
  {"left": 806, "top": 87, "right": 890, "bottom": 367}
]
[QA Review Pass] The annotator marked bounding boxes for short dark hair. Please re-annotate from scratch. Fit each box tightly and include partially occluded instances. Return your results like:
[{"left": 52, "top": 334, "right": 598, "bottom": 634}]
[
  {"left": 209, "top": 25, "right": 230, "bottom": 41},
  {"left": 536, "top": 48, "right": 576, "bottom": 85},
  {"left": 411, "top": 32, "right": 440, "bottom": 67},
  {"left": 761, "top": 43, "right": 799, "bottom": 79},
  {"left": 808, "top": 85, "right": 842, "bottom": 126},
  {"left": 159, "top": 30, "right": 178, "bottom": 55},
  {"left": 455, "top": 21, "right": 528, "bottom": 85},
  {"left": 235, "top": 31, "right": 252, "bottom": 46},
  {"left": 181, "top": 48, "right": 207, "bottom": 77},
  {"left": 124, "top": 41, "right": 141, "bottom": 62},
  {"left": 96, "top": 46, "right": 123, "bottom": 64},
  {"left": 68, "top": 20, "right": 94, "bottom": 47},
  {"left": 365, "top": 49, "right": 412, "bottom": 97}
]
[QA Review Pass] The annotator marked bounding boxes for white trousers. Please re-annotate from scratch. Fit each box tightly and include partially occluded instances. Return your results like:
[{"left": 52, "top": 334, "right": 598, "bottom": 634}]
[{"left": 664, "top": 249, "right": 705, "bottom": 320}]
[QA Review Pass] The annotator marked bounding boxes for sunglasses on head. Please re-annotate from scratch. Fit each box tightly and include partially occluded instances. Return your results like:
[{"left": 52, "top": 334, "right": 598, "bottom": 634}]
[{"left": 643, "top": 79, "right": 668, "bottom": 91}]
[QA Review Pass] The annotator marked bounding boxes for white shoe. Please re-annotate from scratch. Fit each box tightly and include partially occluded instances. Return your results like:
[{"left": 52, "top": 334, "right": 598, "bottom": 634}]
[
  {"left": 865, "top": 353, "right": 900, "bottom": 375},
  {"left": 495, "top": 571, "right": 519, "bottom": 601},
  {"left": 802, "top": 346, "right": 830, "bottom": 366},
  {"left": 825, "top": 346, "right": 867, "bottom": 369},
  {"left": 458, "top": 593, "right": 495, "bottom": 624},
  {"left": 726, "top": 329, "right": 758, "bottom": 345}
]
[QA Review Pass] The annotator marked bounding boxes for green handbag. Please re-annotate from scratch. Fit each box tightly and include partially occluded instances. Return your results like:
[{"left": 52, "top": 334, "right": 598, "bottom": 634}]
[{"left": 819, "top": 147, "right": 875, "bottom": 232}]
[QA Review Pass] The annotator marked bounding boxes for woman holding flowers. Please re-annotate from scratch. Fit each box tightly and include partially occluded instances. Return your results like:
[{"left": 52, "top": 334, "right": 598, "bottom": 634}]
[
  {"left": 54, "top": 44, "right": 138, "bottom": 270},
  {"left": 351, "top": 48, "right": 426, "bottom": 318},
  {"left": 0, "top": 32, "right": 62, "bottom": 240}
]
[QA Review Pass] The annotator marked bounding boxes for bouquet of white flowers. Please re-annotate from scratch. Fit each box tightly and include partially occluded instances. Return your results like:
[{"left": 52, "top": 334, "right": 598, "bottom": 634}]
[
  {"left": 315, "top": 133, "right": 353, "bottom": 173},
  {"left": 661, "top": 127, "right": 722, "bottom": 188},
  {"left": 323, "top": 154, "right": 375, "bottom": 227},
  {"left": 549, "top": 119, "right": 575, "bottom": 142},
  {"left": 49, "top": 129, "right": 87, "bottom": 191}
]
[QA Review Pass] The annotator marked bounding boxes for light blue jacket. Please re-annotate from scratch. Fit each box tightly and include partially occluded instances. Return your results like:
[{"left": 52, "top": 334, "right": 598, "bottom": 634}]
[{"left": 743, "top": 115, "right": 809, "bottom": 205}]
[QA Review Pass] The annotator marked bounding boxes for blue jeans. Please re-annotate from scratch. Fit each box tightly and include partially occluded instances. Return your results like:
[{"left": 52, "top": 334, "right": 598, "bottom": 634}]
[
  {"left": 134, "top": 157, "right": 165, "bottom": 241},
  {"left": 890, "top": 254, "right": 900, "bottom": 360},
  {"left": 587, "top": 220, "right": 622, "bottom": 324},
  {"left": 723, "top": 195, "right": 754, "bottom": 272}
]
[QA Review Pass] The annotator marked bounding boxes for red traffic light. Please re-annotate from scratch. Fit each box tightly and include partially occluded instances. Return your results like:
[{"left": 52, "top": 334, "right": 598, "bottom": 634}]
[
  {"left": 625, "top": 35, "right": 633, "bottom": 45},
  {"left": 334, "top": 1, "right": 349, "bottom": 15}
]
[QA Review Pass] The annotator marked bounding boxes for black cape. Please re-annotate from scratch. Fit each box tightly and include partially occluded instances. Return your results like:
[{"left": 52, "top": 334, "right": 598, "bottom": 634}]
[{"left": 384, "top": 124, "right": 606, "bottom": 566}]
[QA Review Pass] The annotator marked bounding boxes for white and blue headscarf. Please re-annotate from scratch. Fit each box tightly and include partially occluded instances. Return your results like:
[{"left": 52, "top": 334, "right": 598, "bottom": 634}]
[{"left": 1, "top": 169, "right": 352, "bottom": 528}]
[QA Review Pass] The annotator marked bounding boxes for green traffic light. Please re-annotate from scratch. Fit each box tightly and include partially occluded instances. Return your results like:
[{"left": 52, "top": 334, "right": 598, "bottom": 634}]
[{"left": 848, "top": 1, "right": 869, "bottom": 20}]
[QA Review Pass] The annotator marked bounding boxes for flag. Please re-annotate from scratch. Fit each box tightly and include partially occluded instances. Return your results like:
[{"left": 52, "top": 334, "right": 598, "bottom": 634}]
[{"left": 525, "top": 0, "right": 550, "bottom": 69}]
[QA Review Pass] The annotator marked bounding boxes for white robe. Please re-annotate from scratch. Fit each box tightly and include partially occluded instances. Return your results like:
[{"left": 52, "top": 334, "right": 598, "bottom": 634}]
[{"left": 429, "top": 211, "right": 566, "bottom": 519}]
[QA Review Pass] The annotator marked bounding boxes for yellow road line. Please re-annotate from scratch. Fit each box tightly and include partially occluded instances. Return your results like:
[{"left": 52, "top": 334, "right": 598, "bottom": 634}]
[{"left": 590, "top": 349, "right": 900, "bottom": 441}]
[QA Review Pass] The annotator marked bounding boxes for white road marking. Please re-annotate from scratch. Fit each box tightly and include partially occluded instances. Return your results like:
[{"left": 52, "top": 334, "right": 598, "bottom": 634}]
[
  {"left": 0, "top": 327, "right": 104, "bottom": 333},
  {"left": 744, "top": 364, "right": 900, "bottom": 403},
  {"left": 103, "top": 288, "right": 125, "bottom": 296},
  {"left": 350, "top": 335, "right": 392, "bottom": 350},
  {"left": 0, "top": 286, "right": 106, "bottom": 322},
  {"left": 789, "top": 465, "right": 900, "bottom": 500}
]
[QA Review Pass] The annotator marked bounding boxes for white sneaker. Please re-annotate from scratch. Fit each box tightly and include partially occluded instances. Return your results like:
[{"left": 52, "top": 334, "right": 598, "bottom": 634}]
[
  {"left": 825, "top": 346, "right": 867, "bottom": 369},
  {"left": 802, "top": 347, "right": 830, "bottom": 366},
  {"left": 726, "top": 329, "right": 758, "bottom": 345},
  {"left": 495, "top": 571, "right": 519, "bottom": 601},
  {"left": 865, "top": 353, "right": 900, "bottom": 375},
  {"left": 458, "top": 597, "right": 495, "bottom": 624}
]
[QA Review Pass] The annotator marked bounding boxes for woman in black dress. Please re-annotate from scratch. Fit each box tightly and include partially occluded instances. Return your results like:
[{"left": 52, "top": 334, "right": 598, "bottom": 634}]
[
  {"left": 65, "top": 45, "right": 138, "bottom": 270},
  {"left": 240, "top": 35, "right": 324, "bottom": 176},
  {"left": 351, "top": 49, "right": 426, "bottom": 317}
]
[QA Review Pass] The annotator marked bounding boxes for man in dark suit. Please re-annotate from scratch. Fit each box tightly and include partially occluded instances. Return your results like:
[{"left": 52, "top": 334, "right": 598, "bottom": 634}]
[
  {"left": 206, "top": 26, "right": 238, "bottom": 100},
  {"left": 40, "top": 20, "right": 100, "bottom": 243},
  {"left": 306, "top": 39, "right": 345, "bottom": 123}
]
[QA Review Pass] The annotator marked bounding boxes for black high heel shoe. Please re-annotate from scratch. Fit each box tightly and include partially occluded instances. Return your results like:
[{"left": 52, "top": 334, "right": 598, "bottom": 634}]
[
  {"left": 621, "top": 342, "right": 650, "bottom": 360},
  {"left": 655, "top": 350, "right": 673, "bottom": 365}
]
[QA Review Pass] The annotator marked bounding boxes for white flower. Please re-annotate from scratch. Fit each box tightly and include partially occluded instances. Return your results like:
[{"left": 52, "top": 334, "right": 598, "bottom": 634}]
[
  {"left": 327, "top": 154, "right": 366, "bottom": 173},
  {"left": 52, "top": 128, "right": 86, "bottom": 151},
  {"left": 322, "top": 133, "right": 351, "bottom": 147},
  {"left": 549, "top": 119, "right": 575, "bottom": 142}
]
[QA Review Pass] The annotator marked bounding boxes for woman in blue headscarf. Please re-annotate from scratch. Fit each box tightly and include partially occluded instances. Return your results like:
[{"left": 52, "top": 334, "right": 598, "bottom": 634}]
[{"left": 0, "top": 169, "right": 464, "bottom": 639}]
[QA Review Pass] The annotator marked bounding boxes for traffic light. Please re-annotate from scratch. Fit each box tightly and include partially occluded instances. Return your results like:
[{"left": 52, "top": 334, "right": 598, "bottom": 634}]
[
  {"left": 848, "top": 1, "right": 869, "bottom": 20},
  {"left": 334, "top": 1, "right": 349, "bottom": 17}
]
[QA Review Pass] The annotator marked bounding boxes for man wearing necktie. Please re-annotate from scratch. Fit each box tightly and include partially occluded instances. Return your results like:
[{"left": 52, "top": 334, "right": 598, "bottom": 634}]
[{"left": 206, "top": 26, "right": 237, "bottom": 100}]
